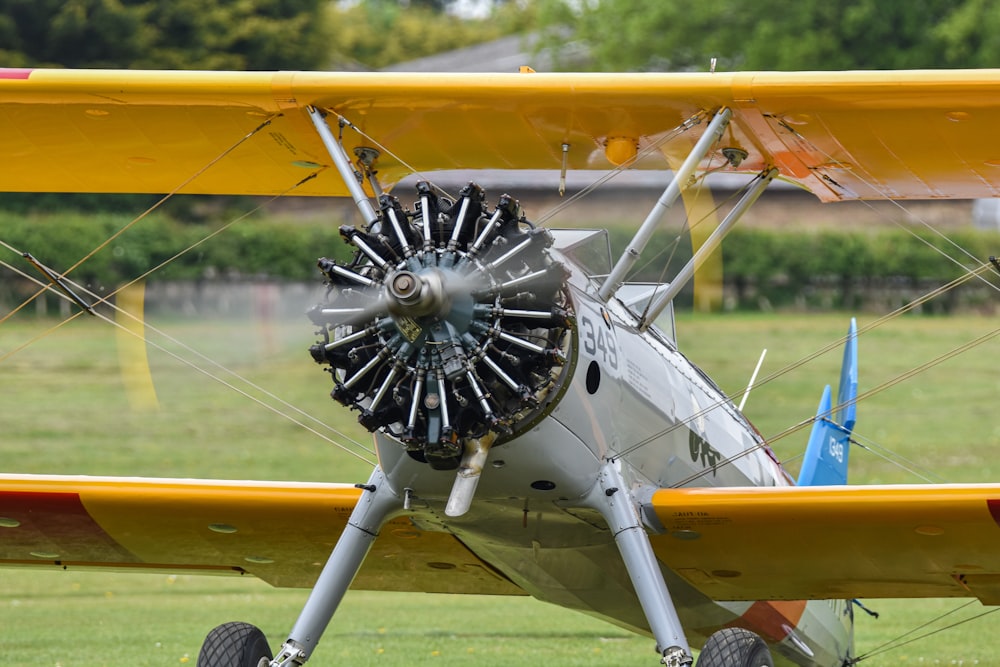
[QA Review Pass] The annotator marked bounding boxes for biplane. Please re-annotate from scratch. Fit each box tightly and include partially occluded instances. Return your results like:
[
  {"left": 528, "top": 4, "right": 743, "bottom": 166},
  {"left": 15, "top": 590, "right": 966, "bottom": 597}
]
[{"left": 2, "top": 67, "right": 1000, "bottom": 666}]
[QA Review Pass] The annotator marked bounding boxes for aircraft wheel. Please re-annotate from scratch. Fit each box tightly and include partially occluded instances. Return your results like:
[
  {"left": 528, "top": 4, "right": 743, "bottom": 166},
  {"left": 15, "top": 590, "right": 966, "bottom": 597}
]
[
  {"left": 197, "top": 621, "right": 273, "bottom": 667},
  {"left": 696, "top": 627, "right": 774, "bottom": 667}
]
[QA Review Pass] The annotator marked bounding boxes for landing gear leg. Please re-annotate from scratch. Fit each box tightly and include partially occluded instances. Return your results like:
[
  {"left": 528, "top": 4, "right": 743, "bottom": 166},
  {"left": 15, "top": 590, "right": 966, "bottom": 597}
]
[
  {"left": 269, "top": 467, "right": 400, "bottom": 666},
  {"left": 588, "top": 460, "right": 694, "bottom": 666}
]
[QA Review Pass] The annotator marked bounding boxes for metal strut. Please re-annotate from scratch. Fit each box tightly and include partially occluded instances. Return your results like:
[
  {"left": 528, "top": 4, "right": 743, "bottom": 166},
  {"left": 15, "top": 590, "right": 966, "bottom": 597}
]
[
  {"left": 599, "top": 107, "right": 733, "bottom": 302},
  {"left": 306, "top": 106, "right": 379, "bottom": 227},
  {"left": 638, "top": 166, "right": 778, "bottom": 332},
  {"left": 269, "top": 467, "right": 400, "bottom": 666},
  {"left": 587, "top": 460, "right": 693, "bottom": 666}
]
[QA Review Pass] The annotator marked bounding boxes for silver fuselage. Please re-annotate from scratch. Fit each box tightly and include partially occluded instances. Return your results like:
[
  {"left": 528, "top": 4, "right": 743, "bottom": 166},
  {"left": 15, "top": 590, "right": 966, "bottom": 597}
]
[{"left": 370, "top": 234, "right": 853, "bottom": 667}]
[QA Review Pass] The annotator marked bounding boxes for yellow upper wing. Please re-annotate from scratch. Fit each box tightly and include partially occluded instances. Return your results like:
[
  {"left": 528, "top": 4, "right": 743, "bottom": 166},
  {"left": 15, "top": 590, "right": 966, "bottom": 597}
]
[
  {"left": 4, "top": 68, "right": 1000, "bottom": 201},
  {"left": 0, "top": 474, "right": 522, "bottom": 595},
  {"left": 648, "top": 485, "right": 1000, "bottom": 604}
]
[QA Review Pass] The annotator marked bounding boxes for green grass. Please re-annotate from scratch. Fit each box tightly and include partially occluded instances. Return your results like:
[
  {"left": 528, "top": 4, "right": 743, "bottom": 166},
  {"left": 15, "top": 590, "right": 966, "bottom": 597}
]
[{"left": 1, "top": 309, "right": 999, "bottom": 664}]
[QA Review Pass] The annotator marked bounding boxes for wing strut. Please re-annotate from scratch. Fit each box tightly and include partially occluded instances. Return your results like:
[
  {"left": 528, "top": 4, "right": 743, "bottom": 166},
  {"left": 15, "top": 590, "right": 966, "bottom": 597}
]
[
  {"left": 587, "top": 460, "right": 693, "bottom": 666},
  {"left": 306, "top": 106, "right": 379, "bottom": 227},
  {"left": 270, "top": 467, "right": 401, "bottom": 666},
  {"left": 638, "top": 167, "right": 777, "bottom": 332},
  {"left": 599, "top": 108, "right": 732, "bottom": 302}
]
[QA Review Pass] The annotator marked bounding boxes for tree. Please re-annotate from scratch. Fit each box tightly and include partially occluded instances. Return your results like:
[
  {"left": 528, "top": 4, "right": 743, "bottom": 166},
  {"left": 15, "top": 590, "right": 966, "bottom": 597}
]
[
  {"left": 0, "top": 0, "right": 331, "bottom": 70},
  {"left": 535, "top": 0, "right": 1000, "bottom": 71},
  {"left": 327, "top": 0, "right": 533, "bottom": 70}
]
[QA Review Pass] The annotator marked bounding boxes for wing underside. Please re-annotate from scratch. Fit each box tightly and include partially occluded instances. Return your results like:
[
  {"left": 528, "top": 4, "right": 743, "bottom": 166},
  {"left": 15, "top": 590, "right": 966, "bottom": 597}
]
[
  {"left": 5, "top": 68, "right": 1000, "bottom": 201},
  {"left": 0, "top": 474, "right": 523, "bottom": 595},
  {"left": 647, "top": 485, "right": 1000, "bottom": 605}
]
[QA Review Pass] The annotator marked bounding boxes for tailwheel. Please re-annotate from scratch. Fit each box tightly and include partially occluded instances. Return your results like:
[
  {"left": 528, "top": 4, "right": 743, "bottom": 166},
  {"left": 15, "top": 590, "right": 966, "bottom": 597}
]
[
  {"left": 198, "top": 621, "right": 273, "bottom": 667},
  {"left": 696, "top": 628, "right": 774, "bottom": 667}
]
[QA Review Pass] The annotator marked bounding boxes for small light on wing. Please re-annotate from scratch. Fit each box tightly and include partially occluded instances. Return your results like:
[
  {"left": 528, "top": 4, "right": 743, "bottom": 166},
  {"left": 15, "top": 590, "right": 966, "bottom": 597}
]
[
  {"left": 244, "top": 555, "right": 274, "bottom": 564},
  {"left": 605, "top": 136, "right": 638, "bottom": 166},
  {"left": 208, "top": 523, "right": 238, "bottom": 534}
]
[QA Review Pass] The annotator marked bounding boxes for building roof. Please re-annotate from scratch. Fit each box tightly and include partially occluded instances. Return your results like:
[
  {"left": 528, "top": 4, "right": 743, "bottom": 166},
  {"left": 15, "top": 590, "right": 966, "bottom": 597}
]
[{"left": 381, "top": 33, "right": 583, "bottom": 73}]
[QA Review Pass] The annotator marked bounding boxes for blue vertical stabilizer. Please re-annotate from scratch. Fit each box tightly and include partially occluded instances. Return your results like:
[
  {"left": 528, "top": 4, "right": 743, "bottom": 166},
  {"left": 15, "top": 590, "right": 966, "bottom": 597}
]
[{"left": 797, "top": 319, "right": 858, "bottom": 486}]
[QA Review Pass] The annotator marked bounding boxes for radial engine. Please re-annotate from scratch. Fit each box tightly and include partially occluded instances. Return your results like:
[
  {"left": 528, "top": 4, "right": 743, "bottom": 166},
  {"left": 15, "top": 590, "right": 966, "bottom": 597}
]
[{"left": 308, "top": 182, "right": 575, "bottom": 470}]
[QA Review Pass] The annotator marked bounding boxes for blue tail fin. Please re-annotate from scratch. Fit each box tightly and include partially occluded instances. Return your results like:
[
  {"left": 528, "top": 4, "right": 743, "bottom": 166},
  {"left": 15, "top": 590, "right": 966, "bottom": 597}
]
[{"left": 797, "top": 318, "right": 858, "bottom": 486}]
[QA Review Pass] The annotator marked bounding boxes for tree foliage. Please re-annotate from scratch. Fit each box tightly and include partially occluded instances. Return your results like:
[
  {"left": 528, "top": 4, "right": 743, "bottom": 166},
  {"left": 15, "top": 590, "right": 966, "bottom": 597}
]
[
  {"left": 326, "top": 0, "right": 533, "bottom": 70},
  {"left": 0, "top": 0, "right": 331, "bottom": 70},
  {"left": 536, "top": 0, "right": 1000, "bottom": 71}
]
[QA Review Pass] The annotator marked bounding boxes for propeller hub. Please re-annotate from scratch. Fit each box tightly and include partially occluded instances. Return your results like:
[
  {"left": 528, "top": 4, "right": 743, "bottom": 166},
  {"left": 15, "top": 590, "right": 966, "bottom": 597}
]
[{"left": 386, "top": 268, "right": 452, "bottom": 319}]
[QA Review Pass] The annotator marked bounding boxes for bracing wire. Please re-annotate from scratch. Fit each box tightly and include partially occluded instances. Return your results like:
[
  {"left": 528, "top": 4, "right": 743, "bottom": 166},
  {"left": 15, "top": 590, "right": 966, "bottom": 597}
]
[
  {"left": 613, "top": 261, "right": 995, "bottom": 464},
  {"left": 0, "top": 252, "right": 376, "bottom": 466},
  {"left": 534, "top": 111, "right": 709, "bottom": 227},
  {"left": 0, "top": 116, "right": 280, "bottom": 328},
  {"left": 775, "top": 117, "right": 1000, "bottom": 295},
  {"left": 0, "top": 158, "right": 377, "bottom": 464},
  {"left": 847, "top": 432, "right": 948, "bottom": 484},
  {"left": 336, "top": 103, "right": 1000, "bottom": 490},
  {"left": 606, "top": 108, "right": 1000, "bottom": 466},
  {"left": 852, "top": 603, "right": 1000, "bottom": 663},
  {"left": 68, "top": 116, "right": 280, "bottom": 280},
  {"left": 666, "top": 318, "right": 1000, "bottom": 488}
]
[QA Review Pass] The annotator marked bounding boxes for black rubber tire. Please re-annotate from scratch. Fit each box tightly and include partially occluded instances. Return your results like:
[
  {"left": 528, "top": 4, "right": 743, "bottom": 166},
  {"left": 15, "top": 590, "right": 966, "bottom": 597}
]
[
  {"left": 697, "top": 627, "right": 774, "bottom": 667},
  {"left": 197, "top": 621, "right": 273, "bottom": 667}
]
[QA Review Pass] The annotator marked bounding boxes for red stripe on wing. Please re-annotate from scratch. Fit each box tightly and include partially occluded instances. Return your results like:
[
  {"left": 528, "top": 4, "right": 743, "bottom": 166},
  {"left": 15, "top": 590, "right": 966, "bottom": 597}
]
[
  {"left": 0, "top": 68, "right": 34, "bottom": 79},
  {"left": 0, "top": 491, "right": 139, "bottom": 563},
  {"left": 988, "top": 499, "right": 1000, "bottom": 528}
]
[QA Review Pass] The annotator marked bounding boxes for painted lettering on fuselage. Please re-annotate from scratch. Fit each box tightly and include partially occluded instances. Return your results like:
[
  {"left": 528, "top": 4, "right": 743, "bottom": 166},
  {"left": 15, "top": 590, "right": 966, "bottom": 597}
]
[
  {"left": 579, "top": 310, "right": 619, "bottom": 370},
  {"left": 689, "top": 430, "right": 721, "bottom": 476}
]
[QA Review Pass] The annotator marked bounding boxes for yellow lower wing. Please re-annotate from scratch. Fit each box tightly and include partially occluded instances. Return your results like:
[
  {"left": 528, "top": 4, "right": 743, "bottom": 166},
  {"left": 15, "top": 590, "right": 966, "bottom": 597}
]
[
  {"left": 648, "top": 485, "right": 1000, "bottom": 604},
  {"left": 0, "top": 474, "right": 522, "bottom": 595}
]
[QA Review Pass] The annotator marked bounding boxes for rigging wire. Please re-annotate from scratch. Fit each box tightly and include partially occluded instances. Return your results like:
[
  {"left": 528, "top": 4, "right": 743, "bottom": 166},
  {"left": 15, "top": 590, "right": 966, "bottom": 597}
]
[
  {"left": 613, "top": 261, "right": 995, "bottom": 463},
  {"left": 852, "top": 602, "right": 1000, "bottom": 663},
  {"left": 0, "top": 253, "right": 376, "bottom": 466},
  {"left": 599, "top": 107, "right": 1000, "bottom": 468},
  {"left": 847, "top": 431, "right": 948, "bottom": 484},
  {"left": 0, "top": 116, "right": 280, "bottom": 328},
  {"left": 332, "top": 102, "right": 1000, "bottom": 495},
  {"left": 66, "top": 116, "right": 280, "bottom": 280},
  {"left": 768, "top": 323, "right": 1000, "bottom": 447},
  {"left": 776, "top": 118, "right": 1000, "bottom": 295},
  {"left": 336, "top": 107, "right": 706, "bottom": 227},
  {"left": 331, "top": 111, "right": 454, "bottom": 200},
  {"left": 635, "top": 170, "right": 765, "bottom": 324},
  {"left": 0, "top": 163, "right": 376, "bottom": 463},
  {"left": 534, "top": 111, "right": 708, "bottom": 227},
  {"left": 667, "top": 318, "right": 1000, "bottom": 488}
]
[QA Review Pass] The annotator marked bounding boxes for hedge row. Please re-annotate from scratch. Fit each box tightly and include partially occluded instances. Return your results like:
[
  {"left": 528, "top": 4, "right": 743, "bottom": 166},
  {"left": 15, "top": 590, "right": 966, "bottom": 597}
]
[
  {"left": 0, "top": 212, "right": 353, "bottom": 287},
  {"left": 2, "top": 212, "right": 998, "bottom": 310},
  {"left": 608, "top": 226, "right": 1000, "bottom": 310}
]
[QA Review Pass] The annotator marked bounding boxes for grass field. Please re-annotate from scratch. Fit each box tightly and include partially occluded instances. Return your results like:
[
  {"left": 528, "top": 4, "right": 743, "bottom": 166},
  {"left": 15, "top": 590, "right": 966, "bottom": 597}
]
[{"left": 1, "top": 306, "right": 999, "bottom": 664}]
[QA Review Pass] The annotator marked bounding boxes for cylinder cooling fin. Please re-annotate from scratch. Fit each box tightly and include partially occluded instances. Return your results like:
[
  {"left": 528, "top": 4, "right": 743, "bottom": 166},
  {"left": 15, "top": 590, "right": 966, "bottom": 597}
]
[{"left": 308, "top": 182, "right": 575, "bottom": 470}]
